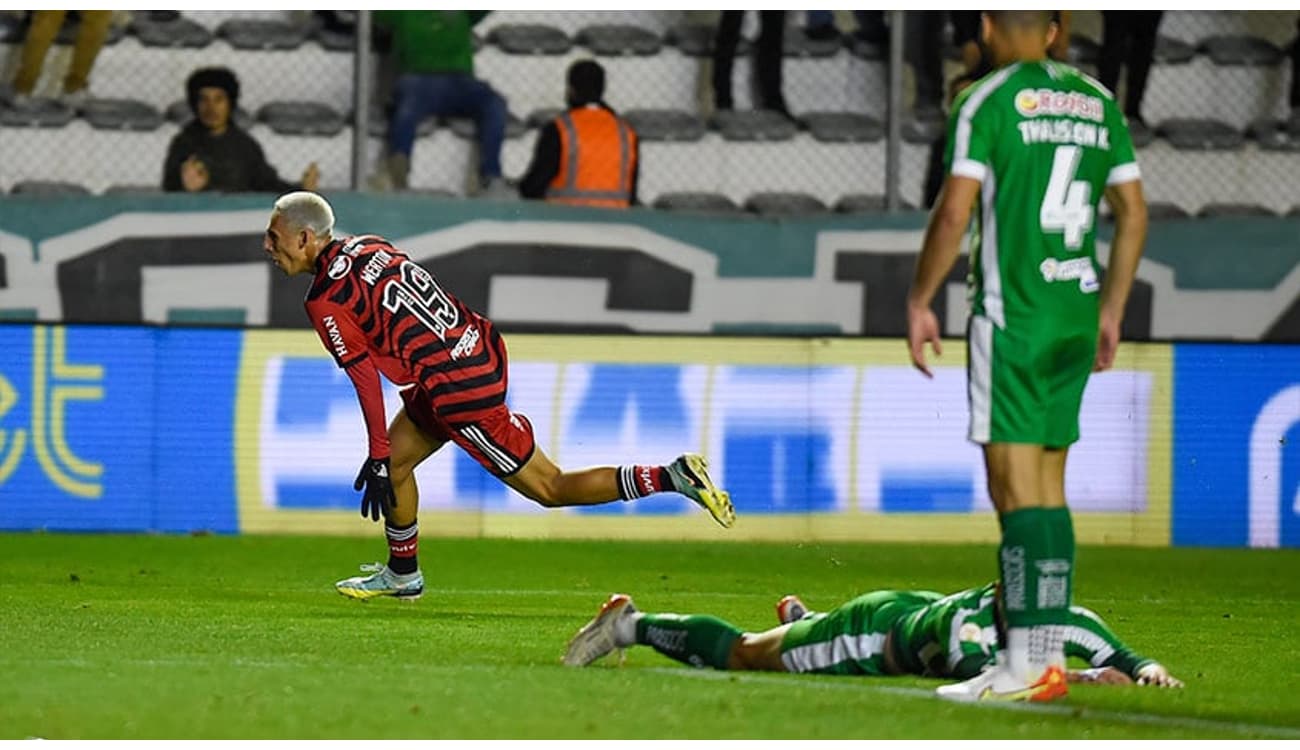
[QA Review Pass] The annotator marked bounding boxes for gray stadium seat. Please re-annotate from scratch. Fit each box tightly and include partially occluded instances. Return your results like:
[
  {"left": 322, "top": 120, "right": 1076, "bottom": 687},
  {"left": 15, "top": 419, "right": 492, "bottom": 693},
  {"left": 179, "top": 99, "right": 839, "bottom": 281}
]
[
  {"left": 1247, "top": 119, "right": 1300, "bottom": 152},
  {"left": 104, "top": 184, "right": 167, "bottom": 196},
  {"left": 666, "top": 23, "right": 748, "bottom": 57},
  {"left": 783, "top": 27, "right": 841, "bottom": 58},
  {"left": 576, "top": 24, "right": 662, "bottom": 56},
  {"left": 1067, "top": 36, "right": 1100, "bottom": 65},
  {"left": 624, "top": 109, "right": 705, "bottom": 142},
  {"left": 1199, "top": 35, "right": 1284, "bottom": 66},
  {"left": 360, "top": 105, "right": 437, "bottom": 139},
  {"left": 653, "top": 192, "right": 742, "bottom": 214},
  {"left": 131, "top": 16, "right": 213, "bottom": 48},
  {"left": 835, "top": 193, "right": 885, "bottom": 213},
  {"left": 527, "top": 108, "right": 564, "bottom": 128},
  {"left": 256, "top": 102, "right": 345, "bottom": 136},
  {"left": 10, "top": 180, "right": 90, "bottom": 196},
  {"left": 1128, "top": 118, "right": 1155, "bottom": 149},
  {"left": 446, "top": 113, "right": 527, "bottom": 140},
  {"left": 314, "top": 27, "right": 353, "bottom": 52},
  {"left": 488, "top": 24, "right": 571, "bottom": 55},
  {"left": 218, "top": 19, "right": 311, "bottom": 51},
  {"left": 1146, "top": 202, "right": 1191, "bottom": 221},
  {"left": 1196, "top": 203, "right": 1277, "bottom": 219},
  {"left": 1158, "top": 119, "right": 1243, "bottom": 150},
  {"left": 713, "top": 110, "right": 797, "bottom": 142},
  {"left": 1154, "top": 35, "right": 1196, "bottom": 65},
  {"left": 0, "top": 99, "right": 76, "bottom": 128},
  {"left": 80, "top": 98, "right": 163, "bottom": 131},
  {"left": 804, "top": 112, "right": 883, "bottom": 143},
  {"left": 845, "top": 34, "right": 887, "bottom": 61},
  {"left": 165, "top": 99, "right": 253, "bottom": 129},
  {"left": 745, "top": 192, "right": 828, "bottom": 217},
  {"left": 902, "top": 117, "right": 944, "bottom": 144}
]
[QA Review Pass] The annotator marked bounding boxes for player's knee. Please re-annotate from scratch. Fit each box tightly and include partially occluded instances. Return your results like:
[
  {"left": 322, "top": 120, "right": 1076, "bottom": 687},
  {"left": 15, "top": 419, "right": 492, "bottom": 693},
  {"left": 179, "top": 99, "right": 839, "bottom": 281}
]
[{"left": 389, "top": 452, "right": 420, "bottom": 484}]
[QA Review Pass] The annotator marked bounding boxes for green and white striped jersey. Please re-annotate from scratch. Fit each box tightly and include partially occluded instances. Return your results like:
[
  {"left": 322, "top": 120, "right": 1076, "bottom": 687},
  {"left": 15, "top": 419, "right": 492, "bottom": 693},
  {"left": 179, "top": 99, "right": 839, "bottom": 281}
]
[
  {"left": 892, "top": 582, "right": 1154, "bottom": 680},
  {"left": 944, "top": 60, "right": 1140, "bottom": 331}
]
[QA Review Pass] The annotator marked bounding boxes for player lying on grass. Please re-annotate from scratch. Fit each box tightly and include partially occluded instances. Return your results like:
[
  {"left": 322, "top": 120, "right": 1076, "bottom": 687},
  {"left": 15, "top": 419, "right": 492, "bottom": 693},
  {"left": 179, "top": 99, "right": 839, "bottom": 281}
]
[
  {"left": 563, "top": 583, "right": 1182, "bottom": 694},
  {"left": 262, "top": 191, "right": 735, "bottom": 602}
]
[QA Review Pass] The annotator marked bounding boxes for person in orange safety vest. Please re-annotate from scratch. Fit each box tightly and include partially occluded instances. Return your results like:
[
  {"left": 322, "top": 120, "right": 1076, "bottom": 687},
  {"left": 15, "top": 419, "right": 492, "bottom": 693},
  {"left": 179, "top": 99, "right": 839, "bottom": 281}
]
[{"left": 518, "top": 59, "right": 639, "bottom": 208}]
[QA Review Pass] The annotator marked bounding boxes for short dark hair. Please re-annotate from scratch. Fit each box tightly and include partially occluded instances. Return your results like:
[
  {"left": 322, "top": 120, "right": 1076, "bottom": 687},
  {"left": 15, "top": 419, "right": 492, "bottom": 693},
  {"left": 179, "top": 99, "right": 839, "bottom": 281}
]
[
  {"left": 567, "top": 59, "right": 605, "bottom": 104},
  {"left": 986, "top": 10, "right": 1055, "bottom": 30},
  {"left": 186, "top": 66, "right": 240, "bottom": 115}
]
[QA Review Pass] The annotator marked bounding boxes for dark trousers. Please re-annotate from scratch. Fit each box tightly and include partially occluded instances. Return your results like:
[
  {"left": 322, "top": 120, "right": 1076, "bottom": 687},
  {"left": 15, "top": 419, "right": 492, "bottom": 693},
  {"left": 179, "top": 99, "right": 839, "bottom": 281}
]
[
  {"left": 713, "top": 10, "right": 788, "bottom": 114},
  {"left": 1098, "top": 11, "right": 1163, "bottom": 118},
  {"left": 1292, "top": 16, "right": 1300, "bottom": 108}
]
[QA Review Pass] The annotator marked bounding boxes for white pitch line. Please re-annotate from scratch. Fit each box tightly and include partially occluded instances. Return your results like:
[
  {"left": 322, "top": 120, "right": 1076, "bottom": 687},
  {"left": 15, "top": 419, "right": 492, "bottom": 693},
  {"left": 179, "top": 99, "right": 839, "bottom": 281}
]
[{"left": 649, "top": 668, "right": 1300, "bottom": 739}]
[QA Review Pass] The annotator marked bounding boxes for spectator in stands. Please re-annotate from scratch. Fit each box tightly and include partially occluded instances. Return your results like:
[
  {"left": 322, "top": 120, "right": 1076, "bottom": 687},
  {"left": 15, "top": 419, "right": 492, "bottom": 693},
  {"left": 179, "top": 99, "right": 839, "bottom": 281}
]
[
  {"left": 8, "top": 10, "right": 113, "bottom": 109},
  {"left": 1098, "top": 11, "right": 1163, "bottom": 132},
  {"left": 162, "top": 67, "right": 319, "bottom": 194},
  {"left": 806, "top": 11, "right": 948, "bottom": 124},
  {"left": 713, "top": 11, "right": 790, "bottom": 119},
  {"left": 371, "top": 11, "right": 510, "bottom": 197},
  {"left": 518, "top": 60, "right": 639, "bottom": 209},
  {"left": 804, "top": 10, "right": 887, "bottom": 46}
]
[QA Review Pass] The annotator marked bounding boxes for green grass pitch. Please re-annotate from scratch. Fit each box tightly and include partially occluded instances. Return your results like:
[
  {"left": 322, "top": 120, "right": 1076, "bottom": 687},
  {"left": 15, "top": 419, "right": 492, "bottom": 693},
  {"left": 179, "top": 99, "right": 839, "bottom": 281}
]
[{"left": 1, "top": 533, "right": 1298, "bottom": 739}]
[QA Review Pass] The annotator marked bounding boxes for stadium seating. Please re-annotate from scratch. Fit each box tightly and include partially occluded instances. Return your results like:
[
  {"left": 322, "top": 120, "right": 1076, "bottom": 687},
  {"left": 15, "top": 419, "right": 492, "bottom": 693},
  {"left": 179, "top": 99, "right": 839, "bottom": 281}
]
[
  {"left": 624, "top": 109, "right": 706, "bottom": 142},
  {"left": 576, "top": 25, "right": 663, "bottom": 57},
  {"left": 0, "top": 8, "right": 1297, "bottom": 217},
  {"left": 652, "top": 191, "right": 741, "bottom": 214},
  {"left": 81, "top": 98, "right": 163, "bottom": 131},
  {"left": 745, "top": 191, "right": 828, "bottom": 216}
]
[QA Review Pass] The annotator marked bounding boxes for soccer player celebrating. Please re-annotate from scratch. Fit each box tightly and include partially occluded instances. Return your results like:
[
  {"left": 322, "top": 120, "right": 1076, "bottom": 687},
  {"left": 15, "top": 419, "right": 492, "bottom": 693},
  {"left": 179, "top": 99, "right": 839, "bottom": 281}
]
[
  {"left": 906, "top": 12, "right": 1148, "bottom": 701},
  {"left": 262, "top": 192, "right": 735, "bottom": 599},
  {"left": 563, "top": 585, "right": 1182, "bottom": 691}
]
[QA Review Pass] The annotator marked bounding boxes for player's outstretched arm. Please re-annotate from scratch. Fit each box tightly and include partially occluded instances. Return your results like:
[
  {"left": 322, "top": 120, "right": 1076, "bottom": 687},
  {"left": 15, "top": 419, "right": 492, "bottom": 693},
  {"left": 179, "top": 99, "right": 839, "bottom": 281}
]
[
  {"left": 1065, "top": 604, "right": 1182, "bottom": 688},
  {"left": 907, "top": 175, "right": 980, "bottom": 377}
]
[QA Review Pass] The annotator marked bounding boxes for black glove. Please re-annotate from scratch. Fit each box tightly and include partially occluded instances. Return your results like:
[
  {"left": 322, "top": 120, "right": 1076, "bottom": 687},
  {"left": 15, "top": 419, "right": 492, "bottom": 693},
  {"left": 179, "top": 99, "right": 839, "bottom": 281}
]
[{"left": 354, "top": 456, "right": 396, "bottom": 522}]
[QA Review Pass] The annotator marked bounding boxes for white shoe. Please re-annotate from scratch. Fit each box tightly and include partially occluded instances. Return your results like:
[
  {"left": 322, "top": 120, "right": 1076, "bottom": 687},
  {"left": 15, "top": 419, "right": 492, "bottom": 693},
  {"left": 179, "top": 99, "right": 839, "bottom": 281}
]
[
  {"left": 335, "top": 562, "right": 423, "bottom": 600},
  {"left": 935, "top": 664, "right": 1068, "bottom": 703},
  {"left": 563, "top": 594, "right": 637, "bottom": 667}
]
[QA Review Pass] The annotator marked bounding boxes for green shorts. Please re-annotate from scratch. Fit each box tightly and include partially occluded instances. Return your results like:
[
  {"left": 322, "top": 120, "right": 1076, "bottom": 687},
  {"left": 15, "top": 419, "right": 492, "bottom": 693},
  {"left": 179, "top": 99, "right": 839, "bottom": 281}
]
[
  {"left": 967, "top": 316, "right": 1096, "bottom": 448},
  {"left": 779, "top": 591, "right": 942, "bottom": 675}
]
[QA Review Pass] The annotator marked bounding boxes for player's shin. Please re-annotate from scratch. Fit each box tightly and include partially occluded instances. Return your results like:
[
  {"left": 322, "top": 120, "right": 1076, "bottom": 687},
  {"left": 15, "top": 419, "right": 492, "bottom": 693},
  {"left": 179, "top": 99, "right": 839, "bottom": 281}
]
[
  {"left": 636, "top": 614, "right": 742, "bottom": 670},
  {"left": 999, "top": 508, "right": 1071, "bottom": 681}
]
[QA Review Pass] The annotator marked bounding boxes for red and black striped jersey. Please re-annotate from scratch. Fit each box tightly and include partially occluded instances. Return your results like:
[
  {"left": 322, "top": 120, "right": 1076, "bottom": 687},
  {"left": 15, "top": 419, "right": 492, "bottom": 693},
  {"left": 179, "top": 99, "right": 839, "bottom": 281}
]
[{"left": 305, "top": 234, "right": 505, "bottom": 425}]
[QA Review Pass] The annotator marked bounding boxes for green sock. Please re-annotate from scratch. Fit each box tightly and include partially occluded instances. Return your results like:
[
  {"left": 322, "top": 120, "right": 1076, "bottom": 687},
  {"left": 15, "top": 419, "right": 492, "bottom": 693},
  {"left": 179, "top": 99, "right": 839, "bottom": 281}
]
[
  {"left": 635, "top": 614, "right": 742, "bottom": 670},
  {"left": 1043, "top": 506, "right": 1075, "bottom": 615},
  {"left": 998, "top": 508, "right": 1064, "bottom": 628}
]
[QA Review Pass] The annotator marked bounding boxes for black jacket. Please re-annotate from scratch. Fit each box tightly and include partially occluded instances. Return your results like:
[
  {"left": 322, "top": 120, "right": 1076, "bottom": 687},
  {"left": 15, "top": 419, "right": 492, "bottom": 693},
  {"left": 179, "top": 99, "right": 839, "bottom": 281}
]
[{"left": 162, "top": 121, "right": 298, "bottom": 193}]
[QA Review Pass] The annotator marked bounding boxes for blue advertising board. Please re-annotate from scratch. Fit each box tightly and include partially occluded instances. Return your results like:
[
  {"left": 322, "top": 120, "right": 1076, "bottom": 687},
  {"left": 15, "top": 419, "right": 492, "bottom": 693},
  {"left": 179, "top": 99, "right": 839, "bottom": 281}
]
[{"left": 1173, "top": 344, "right": 1300, "bottom": 547}]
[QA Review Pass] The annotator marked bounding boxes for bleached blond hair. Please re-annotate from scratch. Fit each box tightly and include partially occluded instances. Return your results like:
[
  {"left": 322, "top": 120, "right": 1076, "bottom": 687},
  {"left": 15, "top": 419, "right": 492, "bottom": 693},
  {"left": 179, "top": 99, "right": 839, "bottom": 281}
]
[{"left": 273, "top": 191, "right": 335, "bottom": 238}]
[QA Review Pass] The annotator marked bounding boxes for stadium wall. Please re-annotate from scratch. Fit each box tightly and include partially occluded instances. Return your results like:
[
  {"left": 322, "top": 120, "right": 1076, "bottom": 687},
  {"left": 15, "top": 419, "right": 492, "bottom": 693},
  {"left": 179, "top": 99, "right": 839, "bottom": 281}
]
[
  {"left": 1, "top": 323, "right": 1296, "bottom": 548},
  {"left": 0, "top": 194, "right": 1297, "bottom": 340}
]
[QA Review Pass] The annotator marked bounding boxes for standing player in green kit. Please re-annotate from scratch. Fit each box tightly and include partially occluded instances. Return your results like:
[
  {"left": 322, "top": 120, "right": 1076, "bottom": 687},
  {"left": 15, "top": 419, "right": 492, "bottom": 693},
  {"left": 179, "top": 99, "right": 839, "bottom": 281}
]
[{"left": 906, "top": 11, "right": 1148, "bottom": 702}]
